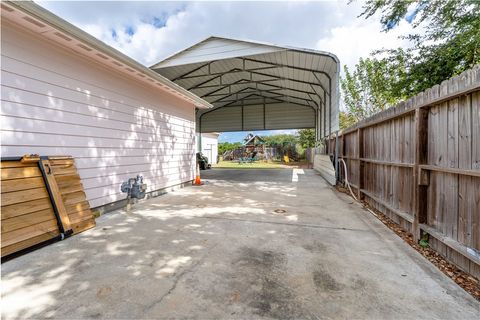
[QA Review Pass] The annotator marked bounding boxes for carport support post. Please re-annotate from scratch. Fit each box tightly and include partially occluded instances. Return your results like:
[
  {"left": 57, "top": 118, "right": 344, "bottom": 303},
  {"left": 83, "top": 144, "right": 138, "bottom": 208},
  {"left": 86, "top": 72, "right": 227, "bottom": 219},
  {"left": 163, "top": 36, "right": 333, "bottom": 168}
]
[
  {"left": 334, "top": 131, "right": 339, "bottom": 183},
  {"left": 197, "top": 108, "right": 202, "bottom": 153}
]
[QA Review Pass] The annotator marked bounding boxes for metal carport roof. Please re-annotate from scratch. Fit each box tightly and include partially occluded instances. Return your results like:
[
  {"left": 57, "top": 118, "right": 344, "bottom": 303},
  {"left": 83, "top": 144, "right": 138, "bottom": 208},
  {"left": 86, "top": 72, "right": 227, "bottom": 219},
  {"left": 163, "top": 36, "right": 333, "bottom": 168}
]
[{"left": 151, "top": 36, "right": 339, "bottom": 140}]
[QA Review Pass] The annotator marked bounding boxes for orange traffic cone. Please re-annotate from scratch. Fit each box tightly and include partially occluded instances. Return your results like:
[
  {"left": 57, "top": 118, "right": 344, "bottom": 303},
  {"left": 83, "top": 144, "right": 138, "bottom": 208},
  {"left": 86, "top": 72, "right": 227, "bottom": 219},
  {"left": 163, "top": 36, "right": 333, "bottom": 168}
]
[{"left": 194, "top": 163, "right": 202, "bottom": 186}]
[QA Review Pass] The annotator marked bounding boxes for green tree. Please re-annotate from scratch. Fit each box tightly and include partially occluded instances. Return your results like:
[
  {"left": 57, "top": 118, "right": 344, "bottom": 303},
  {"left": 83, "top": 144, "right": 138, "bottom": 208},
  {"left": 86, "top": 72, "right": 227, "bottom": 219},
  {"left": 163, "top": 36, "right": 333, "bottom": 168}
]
[
  {"left": 218, "top": 142, "right": 242, "bottom": 155},
  {"left": 262, "top": 134, "right": 298, "bottom": 147},
  {"left": 341, "top": 0, "right": 480, "bottom": 129},
  {"left": 341, "top": 57, "right": 402, "bottom": 122},
  {"left": 339, "top": 111, "right": 356, "bottom": 130},
  {"left": 360, "top": 0, "right": 480, "bottom": 95},
  {"left": 298, "top": 129, "right": 316, "bottom": 148}
]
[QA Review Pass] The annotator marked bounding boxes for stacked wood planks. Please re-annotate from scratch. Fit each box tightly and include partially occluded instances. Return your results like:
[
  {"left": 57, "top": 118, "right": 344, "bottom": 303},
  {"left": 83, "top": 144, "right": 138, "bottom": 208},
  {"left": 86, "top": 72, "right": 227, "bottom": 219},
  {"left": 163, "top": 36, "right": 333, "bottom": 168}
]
[
  {"left": 1, "top": 155, "right": 95, "bottom": 258},
  {"left": 49, "top": 157, "right": 95, "bottom": 233},
  {"left": 1, "top": 158, "right": 60, "bottom": 257}
]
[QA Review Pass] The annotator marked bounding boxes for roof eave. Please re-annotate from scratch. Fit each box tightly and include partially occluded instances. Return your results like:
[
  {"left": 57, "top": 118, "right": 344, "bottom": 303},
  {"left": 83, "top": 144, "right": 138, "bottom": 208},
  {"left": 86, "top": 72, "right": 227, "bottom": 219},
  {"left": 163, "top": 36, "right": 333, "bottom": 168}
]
[{"left": 5, "top": 0, "right": 212, "bottom": 109}]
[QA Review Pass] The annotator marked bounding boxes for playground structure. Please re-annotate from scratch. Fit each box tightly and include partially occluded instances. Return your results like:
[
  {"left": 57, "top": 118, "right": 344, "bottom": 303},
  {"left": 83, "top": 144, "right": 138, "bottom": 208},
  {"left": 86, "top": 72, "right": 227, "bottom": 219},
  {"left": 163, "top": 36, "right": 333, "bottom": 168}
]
[{"left": 222, "top": 133, "right": 300, "bottom": 162}]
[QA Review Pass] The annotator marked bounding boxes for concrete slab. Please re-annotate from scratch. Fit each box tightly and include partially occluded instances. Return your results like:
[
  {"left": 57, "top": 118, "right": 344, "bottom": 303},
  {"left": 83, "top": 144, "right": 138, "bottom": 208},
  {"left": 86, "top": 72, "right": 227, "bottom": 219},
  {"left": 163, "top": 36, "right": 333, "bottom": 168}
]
[{"left": 2, "top": 169, "right": 479, "bottom": 319}]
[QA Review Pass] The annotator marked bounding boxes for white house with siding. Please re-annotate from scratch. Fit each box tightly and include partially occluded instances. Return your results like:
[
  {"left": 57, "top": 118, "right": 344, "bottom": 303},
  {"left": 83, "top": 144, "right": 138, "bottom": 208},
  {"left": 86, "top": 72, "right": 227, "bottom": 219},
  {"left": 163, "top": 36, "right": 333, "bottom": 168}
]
[{"left": 0, "top": 1, "right": 211, "bottom": 210}]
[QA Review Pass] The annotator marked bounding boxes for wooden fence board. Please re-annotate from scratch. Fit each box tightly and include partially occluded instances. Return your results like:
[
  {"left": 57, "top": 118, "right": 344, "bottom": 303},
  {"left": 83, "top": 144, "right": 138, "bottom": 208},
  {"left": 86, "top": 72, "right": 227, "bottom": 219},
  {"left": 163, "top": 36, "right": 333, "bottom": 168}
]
[
  {"left": 473, "top": 92, "right": 480, "bottom": 170},
  {"left": 331, "top": 66, "right": 480, "bottom": 278}
]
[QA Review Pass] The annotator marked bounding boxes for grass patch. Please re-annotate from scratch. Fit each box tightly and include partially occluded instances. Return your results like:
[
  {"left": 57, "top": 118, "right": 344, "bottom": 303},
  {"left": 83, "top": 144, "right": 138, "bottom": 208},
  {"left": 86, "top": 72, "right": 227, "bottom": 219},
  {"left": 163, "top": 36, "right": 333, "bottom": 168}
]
[{"left": 213, "top": 160, "right": 286, "bottom": 169}]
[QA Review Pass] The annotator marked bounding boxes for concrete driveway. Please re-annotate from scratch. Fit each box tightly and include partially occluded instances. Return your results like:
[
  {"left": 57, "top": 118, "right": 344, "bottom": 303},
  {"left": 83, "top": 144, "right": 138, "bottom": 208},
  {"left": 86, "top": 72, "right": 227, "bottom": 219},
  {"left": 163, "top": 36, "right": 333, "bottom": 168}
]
[{"left": 2, "top": 169, "right": 479, "bottom": 319}]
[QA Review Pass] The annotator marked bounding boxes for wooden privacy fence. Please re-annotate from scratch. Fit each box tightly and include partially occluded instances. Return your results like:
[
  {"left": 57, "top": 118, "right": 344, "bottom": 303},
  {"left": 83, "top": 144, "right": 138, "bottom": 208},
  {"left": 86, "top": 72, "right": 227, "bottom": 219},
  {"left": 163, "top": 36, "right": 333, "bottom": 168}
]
[
  {"left": 1, "top": 155, "right": 95, "bottom": 257},
  {"left": 327, "top": 66, "right": 480, "bottom": 278}
]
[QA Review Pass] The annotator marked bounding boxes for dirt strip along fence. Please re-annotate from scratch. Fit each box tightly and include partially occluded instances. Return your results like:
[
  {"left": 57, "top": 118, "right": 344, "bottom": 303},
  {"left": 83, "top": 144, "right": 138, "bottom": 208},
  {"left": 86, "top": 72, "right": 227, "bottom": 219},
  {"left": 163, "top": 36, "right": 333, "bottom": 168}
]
[{"left": 326, "top": 66, "right": 480, "bottom": 279}]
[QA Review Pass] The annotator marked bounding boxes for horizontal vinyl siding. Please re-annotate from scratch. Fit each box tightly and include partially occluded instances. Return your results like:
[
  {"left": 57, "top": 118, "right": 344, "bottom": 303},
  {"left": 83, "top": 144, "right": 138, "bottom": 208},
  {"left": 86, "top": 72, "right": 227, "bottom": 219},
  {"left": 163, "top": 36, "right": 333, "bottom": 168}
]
[{"left": 1, "top": 22, "right": 196, "bottom": 208}]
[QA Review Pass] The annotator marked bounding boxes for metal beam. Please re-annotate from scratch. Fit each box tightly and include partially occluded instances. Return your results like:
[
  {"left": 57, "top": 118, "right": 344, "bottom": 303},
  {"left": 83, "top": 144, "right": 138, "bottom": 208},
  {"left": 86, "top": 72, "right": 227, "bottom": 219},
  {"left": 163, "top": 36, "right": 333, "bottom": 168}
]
[
  {"left": 217, "top": 93, "right": 279, "bottom": 107},
  {"left": 254, "top": 82, "right": 323, "bottom": 102},
  {"left": 188, "top": 69, "right": 327, "bottom": 97},
  {"left": 323, "top": 89, "right": 327, "bottom": 137},
  {"left": 207, "top": 88, "right": 284, "bottom": 99},
  {"left": 208, "top": 87, "right": 253, "bottom": 104},
  {"left": 177, "top": 65, "right": 279, "bottom": 80},
  {"left": 206, "top": 86, "right": 318, "bottom": 106},
  {"left": 240, "top": 56, "right": 329, "bottom": 75},
  {"left": 182, "top": 66, "right": 329, "bottom": 99},
  {"left": 186, "top": 73, "right": 226, "bottom": 91},
  {"left": 199, "top": 79, "right": 247, "bottom": 98},
  {"left": 239, "top": 57, "right": 331, "bottom": 95},
  {"left": 196, "top": 79, "right": 322, "bottom": 100},
  {"left": 246, "top": 69, "right": 328, "bottom": 92},
  {"left": 214, "top": 90, "right": 317, "bottom": 108},
  {"left": 205, "top": 88, "right": 280, "bottom": 98},
  {"left": 216, "top": 94, "right": 275, "bottom": 102},
  {"left": 219, "top": 96, "right": 315, "bottom": 109},
  {"left": 171, "top": 62, "right": 210, "bottom": 81}
]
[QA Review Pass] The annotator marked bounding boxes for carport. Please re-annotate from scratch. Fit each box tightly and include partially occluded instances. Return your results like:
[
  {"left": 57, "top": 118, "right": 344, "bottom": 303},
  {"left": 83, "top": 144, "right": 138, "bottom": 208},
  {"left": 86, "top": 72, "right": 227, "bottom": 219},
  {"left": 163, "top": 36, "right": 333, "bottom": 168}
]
[{"left": 151, "top": 36, "right": 340, "bottom": 142}]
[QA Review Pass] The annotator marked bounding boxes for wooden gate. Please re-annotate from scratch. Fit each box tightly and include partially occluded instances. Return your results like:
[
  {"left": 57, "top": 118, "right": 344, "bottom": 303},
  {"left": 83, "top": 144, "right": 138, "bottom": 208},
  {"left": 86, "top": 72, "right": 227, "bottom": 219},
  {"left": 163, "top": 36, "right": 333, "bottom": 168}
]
[{"left": 1, "top": 155, "right": 95, "bottom": 257}]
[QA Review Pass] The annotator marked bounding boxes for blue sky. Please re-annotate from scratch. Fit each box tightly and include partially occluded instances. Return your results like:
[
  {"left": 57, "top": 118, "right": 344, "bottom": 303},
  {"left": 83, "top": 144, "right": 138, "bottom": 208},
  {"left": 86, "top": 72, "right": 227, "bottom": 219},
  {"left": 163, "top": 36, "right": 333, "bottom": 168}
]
[
  {"left": 36, "top": 1, "right": 418, "bottom": 71},
  {"left": 34, "top": 1, "right": 420, "bottom": 143}
]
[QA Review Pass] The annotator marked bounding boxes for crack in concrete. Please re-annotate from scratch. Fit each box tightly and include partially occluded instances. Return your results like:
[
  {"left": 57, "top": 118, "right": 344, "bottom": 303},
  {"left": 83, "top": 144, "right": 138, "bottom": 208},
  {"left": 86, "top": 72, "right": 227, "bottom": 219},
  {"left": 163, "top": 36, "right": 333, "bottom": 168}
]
[
  {"left": 144, "top": 243, "right": 219, "bottom": 312},
  {"left": 197, "top": 215, "right": 370, "bottom": 232}
]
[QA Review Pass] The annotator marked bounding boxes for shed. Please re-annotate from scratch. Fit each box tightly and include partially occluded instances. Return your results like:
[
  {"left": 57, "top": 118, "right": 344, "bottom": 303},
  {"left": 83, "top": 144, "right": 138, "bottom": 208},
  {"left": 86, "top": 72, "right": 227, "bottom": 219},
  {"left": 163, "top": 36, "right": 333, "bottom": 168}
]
[{"left": 200, "top": 132, "right": 219, "bottom": 165}]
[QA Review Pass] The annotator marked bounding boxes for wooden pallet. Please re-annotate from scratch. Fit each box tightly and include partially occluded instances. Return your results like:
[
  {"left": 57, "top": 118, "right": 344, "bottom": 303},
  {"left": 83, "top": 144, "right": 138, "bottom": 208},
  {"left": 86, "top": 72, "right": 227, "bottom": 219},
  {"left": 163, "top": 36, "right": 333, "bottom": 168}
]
[{"left": 1, "top": 155, "right": 95, "bottom": 257}]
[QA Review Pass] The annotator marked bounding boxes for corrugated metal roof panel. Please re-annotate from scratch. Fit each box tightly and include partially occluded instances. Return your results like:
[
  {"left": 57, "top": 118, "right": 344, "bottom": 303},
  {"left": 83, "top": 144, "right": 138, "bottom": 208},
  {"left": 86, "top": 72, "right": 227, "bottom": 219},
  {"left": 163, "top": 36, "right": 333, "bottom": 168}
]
[
  {"left": 199, "top": 103, "right": 315, "bottom": 133},
  {"left": 201, "top": 106, "right": 242, "bottom": 132},
  {"left": 265, "top": 103, "right": 315, "bottom": 129},
  {"left": 152, "top": 36, "right": 339, "bottom": 137},
  {"left": 243, "top": 105, "right": 265, "bottom": 131},
  {"left": 154, "top": 37, "right": 285, "bottom": 68}
]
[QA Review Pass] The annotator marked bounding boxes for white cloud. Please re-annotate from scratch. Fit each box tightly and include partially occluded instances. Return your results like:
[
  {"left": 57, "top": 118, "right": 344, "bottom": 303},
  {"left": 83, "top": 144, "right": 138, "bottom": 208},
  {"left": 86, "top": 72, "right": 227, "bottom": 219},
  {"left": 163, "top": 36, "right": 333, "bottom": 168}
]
[
  {"left": 35, "top": 0, "right": 419, "bottom": 72},
  {"left": 316, "top": 16, "right": 416, "bottom": 74},
  {"left": 22, "top": 2, "right": 427, "bottom": 142}
]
